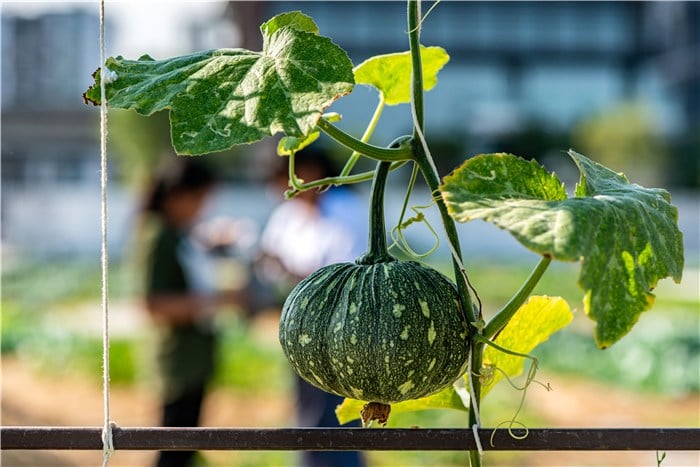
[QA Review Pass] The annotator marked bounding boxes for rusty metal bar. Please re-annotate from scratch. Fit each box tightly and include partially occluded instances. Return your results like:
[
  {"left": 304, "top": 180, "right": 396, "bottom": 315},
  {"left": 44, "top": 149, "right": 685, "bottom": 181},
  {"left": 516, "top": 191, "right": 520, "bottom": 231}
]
[{"left": 1, "top": 427, "right": 698, "bottom": 451}]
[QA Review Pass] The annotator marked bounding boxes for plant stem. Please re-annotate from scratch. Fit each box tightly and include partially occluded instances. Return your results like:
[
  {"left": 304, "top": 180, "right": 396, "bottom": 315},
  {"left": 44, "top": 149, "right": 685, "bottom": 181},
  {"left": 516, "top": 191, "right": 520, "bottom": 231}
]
[
  {"left": 406, "top": 0, "right": 476, "bottom": 342},
  {"left": 482, "top": 255, "right": 552, "bottom": 340},
  {"left": 406, "top": 2, "right": 480, "bottom": 465},
  {"left": 408, "top": 2, "right": 424, "bottom": 136},
  {"left": 316, "top": 117, "right": 411, "bottom": 162},
  {"left": 285, "top": 161, "right": 408, "bottom": 197},
  {"left": 340, "top": 95, "right": 387, "bottom": 177},
  {"left": 357, "top": 161, "right": 394, "bottom": 264},
  {"left": 467, "top": 340, "right": 484, "bottom": 467}
]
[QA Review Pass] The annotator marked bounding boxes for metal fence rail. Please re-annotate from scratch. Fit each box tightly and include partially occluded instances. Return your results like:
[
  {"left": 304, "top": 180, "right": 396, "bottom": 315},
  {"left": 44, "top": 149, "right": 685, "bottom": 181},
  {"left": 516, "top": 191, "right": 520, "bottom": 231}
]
[{"left": 2, "top": 427, "right": 698, "bottom": 451}]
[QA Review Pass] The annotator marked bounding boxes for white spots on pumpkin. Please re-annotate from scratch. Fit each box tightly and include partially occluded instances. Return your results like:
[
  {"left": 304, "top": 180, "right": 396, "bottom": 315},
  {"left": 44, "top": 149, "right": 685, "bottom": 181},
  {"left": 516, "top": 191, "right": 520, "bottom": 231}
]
[
  {"left": 318, "top": 297, "right": 328, "bottom": 309},
  {"left": 349, "top": 386, "right": 364, "bottom": 399},
  {"left": 347, "top": 367, "right": 354, "bottom": 375},
  {"left": 404, "top": 359, "right": 414, "bottom": 367},
  {"left": 383, "top": 264, "right": 390, "bottom": 279},
  {"left": 350, "top": 334, "right": 358, "bottom": 345},
  {"left": 400, "top": 325, "right": 411, "bottom": 340},
  {"left": 298, "top": 334, "right": 312, "bottom": 346},
  {"left": 384, "top": 355, "right": 390, "bottom": 364},
  {"left": 390, "top": 289, "right": 398, "bottom": 299},
  {"left": 389, "top": 340, "right": 395, "bottom": 348},
  {"left": 309, "top": 370, "right": 323, "bottom": 384},
  {"left": 407, "top": 370, "right": 415, "bottom": 377},
  {"left": 346, "top": 356, "right": 354, "bottom": 364},
  {"left": 427, "top": 357, "right": 437, "bottom": 371},
  {"left": 419, "top": 299, "right": 430, "bottom": 318},
  {"left": 349, "top": 303, "right": 358, "bottom": 314},
  {"left": 393, "top": 303, "right": 406, "bottom": 318},
  {"left": 309, "top": 360, "right": 315, "bottom": 367},
  {"left": 300, "top": 296, "right": 309, "bottom": 309},
  {"left": 398, "top": 380, "right": 415, "bottom": 395},
  {"left": 333, "top": 322, "right": 342, "bottom": 333},
  {"left": 413, "top": 281, "right": 421, "bottom": 290},
  {"left": 428, "top": 321, "right": 436, "bottom": 345}
]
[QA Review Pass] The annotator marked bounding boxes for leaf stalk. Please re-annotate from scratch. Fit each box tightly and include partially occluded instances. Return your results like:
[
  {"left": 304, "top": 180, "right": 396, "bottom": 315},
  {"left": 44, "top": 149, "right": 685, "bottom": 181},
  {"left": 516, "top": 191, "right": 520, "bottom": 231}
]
[
  {"left": 340, "top": 94, "right": 387, "bottom": 176},
  {"left": 482, "top": 255, "right": 552, "bottom": 340},
  {"left": 316, "top": 117, "right": 412, "bottom": 162}
]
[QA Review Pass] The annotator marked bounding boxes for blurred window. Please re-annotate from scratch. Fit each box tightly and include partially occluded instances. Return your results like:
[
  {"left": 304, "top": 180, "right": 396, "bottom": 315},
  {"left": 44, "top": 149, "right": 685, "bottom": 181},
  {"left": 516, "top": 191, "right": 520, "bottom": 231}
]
[
  {"left": 55, "top": 155, "right": 84, "bottom": 184},
  {"left": 1, "top": 153, "right": 27, "bottom": 186}
]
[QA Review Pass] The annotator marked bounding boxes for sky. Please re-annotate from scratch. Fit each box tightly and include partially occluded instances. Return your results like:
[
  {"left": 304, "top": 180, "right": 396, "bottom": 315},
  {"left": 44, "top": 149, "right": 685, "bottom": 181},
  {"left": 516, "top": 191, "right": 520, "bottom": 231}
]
[{"left": 1, "top": 1, "right": 232, "bottom": 57}]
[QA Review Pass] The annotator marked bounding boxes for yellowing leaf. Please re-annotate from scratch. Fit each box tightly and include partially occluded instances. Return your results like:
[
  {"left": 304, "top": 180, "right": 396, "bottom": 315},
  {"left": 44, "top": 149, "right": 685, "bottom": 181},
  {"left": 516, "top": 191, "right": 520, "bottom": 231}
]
[
  {"left": 481, "top": 295, "right": 573, "bottom": 397},
  {"left": 353, "top": 46, "right": 449, "bottom": 105},
  {"left": 336, "top": 386, "right": 467, "bottom": 425},
  {"left": 277, "top": 131, "right": 320, "bottom": 156}
]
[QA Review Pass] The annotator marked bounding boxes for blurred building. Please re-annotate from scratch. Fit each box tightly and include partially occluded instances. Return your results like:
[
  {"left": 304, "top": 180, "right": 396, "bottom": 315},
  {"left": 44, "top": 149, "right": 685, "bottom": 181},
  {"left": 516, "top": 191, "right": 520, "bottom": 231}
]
[
  {"left": 252, "top": 1, "right": 698, "bottom": 139},
  {"left": 2, "top": 2, "right": 699, "bottom": 256},
  {"left": 1, "top": 9, "right": 118, "bottom": 255},
  {"left": 2, "top": 9, "right": 103, "bottom": 187}
]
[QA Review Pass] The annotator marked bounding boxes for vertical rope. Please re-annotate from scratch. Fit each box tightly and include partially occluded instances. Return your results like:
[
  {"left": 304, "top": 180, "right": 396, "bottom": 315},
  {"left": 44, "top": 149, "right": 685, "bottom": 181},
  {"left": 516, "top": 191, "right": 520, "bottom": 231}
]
[{"left": 98, "top": 0, "right": 114, "bottom": 465}]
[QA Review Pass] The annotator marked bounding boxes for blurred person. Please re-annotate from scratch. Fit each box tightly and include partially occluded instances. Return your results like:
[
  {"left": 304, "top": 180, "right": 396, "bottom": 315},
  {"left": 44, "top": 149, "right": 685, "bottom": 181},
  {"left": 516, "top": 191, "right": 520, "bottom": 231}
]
[
  {"left": 257, "top": 147, "right": 367, "bottom": 467},
  {"left": 141, "top": 156, "right": 248, "bottom": 467}
]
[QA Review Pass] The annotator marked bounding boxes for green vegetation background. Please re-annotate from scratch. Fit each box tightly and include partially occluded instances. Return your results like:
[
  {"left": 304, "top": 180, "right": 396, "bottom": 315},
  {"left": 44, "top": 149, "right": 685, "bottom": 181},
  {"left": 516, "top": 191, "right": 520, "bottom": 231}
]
[{"left": 2, "top": 257, "right": 697, "bottom": 466}]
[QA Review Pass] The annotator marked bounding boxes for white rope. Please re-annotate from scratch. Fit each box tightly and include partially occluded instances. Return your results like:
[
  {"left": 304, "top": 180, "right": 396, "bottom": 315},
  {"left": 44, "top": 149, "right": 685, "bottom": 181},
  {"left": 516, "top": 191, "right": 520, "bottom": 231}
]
[{"left": 98, "top": 0, "right": 114, "bottom": 464}]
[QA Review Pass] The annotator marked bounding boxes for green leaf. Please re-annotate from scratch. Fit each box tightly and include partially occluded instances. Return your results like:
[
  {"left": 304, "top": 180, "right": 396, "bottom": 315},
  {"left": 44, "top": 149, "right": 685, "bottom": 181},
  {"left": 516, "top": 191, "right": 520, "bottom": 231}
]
[
  {"left": 440, "top": 151, "right": 684, "bottom": 347},
  {"left": 336, "top": 386, "right": 467, "bottom": 425},
  {"left": 277, "top": 132, "right": 320, "bottom": 156},
  {"left": 353, "top": 46, "right": 449, "bottom": 105},
  {"left": 84, "top": 12, "right": 354, "bottom": 155},
  {"left": 277, "top": 112, "right": 341, "bottom": 156},
  {"left": 260, "top": 11, "right": 319, "bottom": 46},
  {"left": 481, "top": 296, "right": 573, "bottom": 397}
]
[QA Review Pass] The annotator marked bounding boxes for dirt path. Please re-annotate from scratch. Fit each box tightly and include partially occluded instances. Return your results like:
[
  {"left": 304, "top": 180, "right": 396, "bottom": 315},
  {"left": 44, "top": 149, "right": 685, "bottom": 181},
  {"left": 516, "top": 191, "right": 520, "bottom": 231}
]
[{"left": 1, "top": 357, "right": 293, "bottom": 466}]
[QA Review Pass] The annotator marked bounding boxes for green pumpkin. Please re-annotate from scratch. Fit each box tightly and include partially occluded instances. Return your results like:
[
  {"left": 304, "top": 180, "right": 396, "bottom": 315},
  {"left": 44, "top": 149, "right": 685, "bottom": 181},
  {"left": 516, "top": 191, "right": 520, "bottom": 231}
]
[
  {"left": 279, "top": 162, "right": 470, "bottom": 405},
  {"left": 279, "top": 258, "right": 469, "bottom": 403}
]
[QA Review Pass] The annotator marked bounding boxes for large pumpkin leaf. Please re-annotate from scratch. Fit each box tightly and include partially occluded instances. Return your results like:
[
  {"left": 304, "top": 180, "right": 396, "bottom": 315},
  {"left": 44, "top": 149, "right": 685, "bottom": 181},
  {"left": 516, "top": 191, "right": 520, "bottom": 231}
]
[
  {"left": 336, "top": 385, "right": 467, "bottom": 425},
  {"left": 481, "top": 296, "right": 572, "bottom": 397},
  {"left": 440, "top": 150, "right": 684, "bottom": 348},
  {"left": 353, "top": 46, "right": 449, "bottom": 105},
  {"left": 84, "top": 11, "right": 354, "bottom": 155}
]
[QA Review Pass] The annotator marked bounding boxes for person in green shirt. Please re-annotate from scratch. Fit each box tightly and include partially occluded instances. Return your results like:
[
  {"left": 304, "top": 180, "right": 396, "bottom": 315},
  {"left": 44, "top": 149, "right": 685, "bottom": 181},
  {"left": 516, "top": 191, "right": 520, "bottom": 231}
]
[{"left": 142, "top": 157, "right": 245, "bottom": 467}]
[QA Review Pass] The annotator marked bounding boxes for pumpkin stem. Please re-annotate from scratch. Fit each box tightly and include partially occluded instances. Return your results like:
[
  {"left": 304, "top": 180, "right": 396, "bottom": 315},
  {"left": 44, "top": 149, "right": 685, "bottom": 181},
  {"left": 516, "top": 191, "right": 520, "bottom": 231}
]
[
  {"left": 361, "top": 402, "right": 392, "bottom": 427},
  {"left": 357, "top": 161, "right": 395, "bottom": 265}
]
